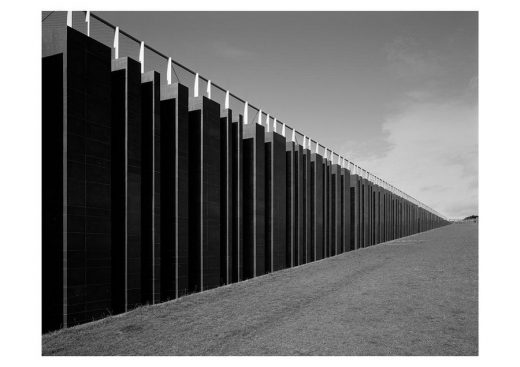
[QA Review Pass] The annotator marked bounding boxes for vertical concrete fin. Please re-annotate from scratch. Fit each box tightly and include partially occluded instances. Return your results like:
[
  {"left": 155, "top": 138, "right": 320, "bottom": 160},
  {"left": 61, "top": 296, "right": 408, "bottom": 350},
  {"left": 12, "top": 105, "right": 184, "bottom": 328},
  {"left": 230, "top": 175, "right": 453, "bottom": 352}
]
[
  {"left": 281, "top": 123, "right": 286, "bottom": 137},
  {"left": 244, "top": 101, "right": 249, "bottom": 124},
  {"left": 85, "top": 11, "right": 90, "bottom": 36},
  {"left": 225, "top": 90, "right": 230, "bottom": 109},
  {"left": 257, "top": 110, "right": 262, "bottom": 125},
  {"left": 194, "top": 73, "right": 199, "bottom": 97},
  {"left": 265, "top": 114, "right": 270, "bottom": 132},
  {"left": 315, "top": 142, "right": 319, "bottom": 154},
  {"left": 207, "top": 80, "right": 212, "bottom": 100},
  {"left": 167, "top": 58, "right": 172, "bottom": 85},
  {"left": 139, "top": 42, "right": 145, "bottom": 73},
  {"left": 67, "top": 11, "right": 72, "bottom": 27},
  {"left": 291, "top": 129, "right": 296, "bottom": 143},
  {"left": 114, "top": 26, "right": 119, "bottom": 59},
  {"left": 273, "top": 118, "right": 277, "bottom": 133}
]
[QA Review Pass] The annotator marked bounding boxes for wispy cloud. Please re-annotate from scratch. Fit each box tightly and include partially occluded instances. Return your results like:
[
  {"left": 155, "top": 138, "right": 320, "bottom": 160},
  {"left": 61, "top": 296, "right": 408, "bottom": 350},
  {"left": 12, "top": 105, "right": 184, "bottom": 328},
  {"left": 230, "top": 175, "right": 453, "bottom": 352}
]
[
  {"left": 341, "top": 35, "right": 478, "bottom": 219},
  {"left": 349, "top": 100, "right": 478, "bottom": 219}
]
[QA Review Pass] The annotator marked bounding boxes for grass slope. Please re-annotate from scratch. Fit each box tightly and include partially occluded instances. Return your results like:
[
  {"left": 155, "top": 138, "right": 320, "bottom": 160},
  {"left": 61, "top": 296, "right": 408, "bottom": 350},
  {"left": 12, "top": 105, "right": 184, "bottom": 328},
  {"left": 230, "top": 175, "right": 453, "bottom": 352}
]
[{"left": 42, "top": 223, "right": 478, "bottom": 356}]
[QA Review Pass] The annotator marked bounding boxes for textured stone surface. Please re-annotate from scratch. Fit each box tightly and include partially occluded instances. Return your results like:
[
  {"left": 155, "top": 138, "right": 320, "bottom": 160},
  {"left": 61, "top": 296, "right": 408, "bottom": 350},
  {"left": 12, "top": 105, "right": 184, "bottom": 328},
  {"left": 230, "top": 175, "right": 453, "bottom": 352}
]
[
  {"left": 42, "top": 27, "right": 113, "bottom": 331},
  {"left": 265, "top": 132, "right": 287, "bottom": 272},
  {"left": 141, "top": 71, "right": 161, "bottom": 305},
  {"left": 160, "top": 83, "right": 190, "bottom": 299},
  {"left": 311, "top": 153, "right": 324, "bottom": 260},
  {"left": 231, "top": 117, "right": 244, "bottom": 282},
  {"left": 243, "top": 123, "right": 266, "bottom": 278},
  {"left": 220, "top": 109, "right": 234, "bottom": 285},
  {"left": 189, "top": 96, "right": 221, "bottom": 291},
  {"left": 111, "top": 56, "right": 142, "bottom": 314}
]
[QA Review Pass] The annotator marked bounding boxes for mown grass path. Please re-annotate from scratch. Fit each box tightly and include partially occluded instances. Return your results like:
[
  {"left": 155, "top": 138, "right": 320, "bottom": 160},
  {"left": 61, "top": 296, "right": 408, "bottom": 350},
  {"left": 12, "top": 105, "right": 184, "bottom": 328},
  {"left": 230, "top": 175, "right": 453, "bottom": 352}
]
[{"left": 43, "top": 223, "right": 478, "bottom": 356}]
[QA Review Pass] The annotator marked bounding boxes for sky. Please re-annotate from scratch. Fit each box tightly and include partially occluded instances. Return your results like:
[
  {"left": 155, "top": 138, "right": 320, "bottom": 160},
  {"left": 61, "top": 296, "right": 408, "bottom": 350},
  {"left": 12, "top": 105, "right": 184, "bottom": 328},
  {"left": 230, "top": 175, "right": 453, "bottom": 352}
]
[{"left": 96, "top": 11, "right": 478, "bottom": 219}]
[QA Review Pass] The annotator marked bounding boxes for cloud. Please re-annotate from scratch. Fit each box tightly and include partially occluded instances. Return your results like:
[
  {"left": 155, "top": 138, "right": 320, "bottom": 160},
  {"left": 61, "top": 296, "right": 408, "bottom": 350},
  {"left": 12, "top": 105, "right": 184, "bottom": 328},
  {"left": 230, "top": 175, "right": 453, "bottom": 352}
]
[
  {"left": 338, "top": 35, "right": 478, "bottom": 219},
  {"left": 349, "top": 100, "right": 478, "bottom": 219}
]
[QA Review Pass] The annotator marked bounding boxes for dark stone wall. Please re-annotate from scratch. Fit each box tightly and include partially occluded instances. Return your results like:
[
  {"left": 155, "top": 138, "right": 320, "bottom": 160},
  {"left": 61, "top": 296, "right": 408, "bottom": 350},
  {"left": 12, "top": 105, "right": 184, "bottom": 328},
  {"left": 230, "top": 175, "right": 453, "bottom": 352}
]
[
  {"left": 285, "top": 141, "right": 304, "bottom": 267},
  {"left": 231, "top": 117, "right": 244, "bottom": 282},
  {"left": 311, "top": 154, "right": 324, "bottom": 260},
  {"left": 189, "top": 96, "right": 221, "bottom": 291},
  {"left": 160, "top": 83, "right": 190, "bottom": 299},
  {"left": 296, "top": 145, "right": 304, "bottom": 265},
  {"left": 42, "top": 53, "right": 64, "bottom": 332},
  {"left": 341, "top": 168, "right": 351, "bottom": 253},
  {"left": 331, "top": 165, "right": 341, "bottom": 255},
  {"left": 323, "top": 160, "right": 330, "bottom": 257},
  {"left": 42, "top": 23, "right": 450, "bottom": 332},
  {"left": 286, "top": 142, "right": 296, "bottom": 268},
  {"left": 111, "top": 56, "right": 142, "bottom": 313},
  {"left": 220, "top": 109, "right": 233, "bottom": 284},
  {"left": 42, "top": 27, "right": 114, "bottom": 331},
  {"left": 349, "top": 174, "right": 359, "bottom": 251},
  {"left": 243, "top": 123, "right": 265, "bottom": 278},
  {"left": 362, "top": 179, "right": 369, "bottom": 248},
  {"left": 265, "top": 132, "right": 287, "bottom": 272},
  {"left": 302, "top": 148, "right": 312, "bottom": 263},
  {"left": 140, "top": 71, "right": 161, "bottom": 305},
  {"left": 66, "top": 28, "right": 113, "bottom": 327}
]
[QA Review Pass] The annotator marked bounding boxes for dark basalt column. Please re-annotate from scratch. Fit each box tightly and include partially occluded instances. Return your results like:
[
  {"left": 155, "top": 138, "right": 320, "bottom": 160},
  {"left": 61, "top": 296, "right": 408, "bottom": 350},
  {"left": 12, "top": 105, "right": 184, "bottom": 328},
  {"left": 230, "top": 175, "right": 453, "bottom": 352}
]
[
  {"left": 370, "top": 182, "right": 374, "bottom": 246},
  {"left": 243, "top": 122, "right": 266, "bottom": 278},
  {"left": 391, "top": 193, "right": 394, "bottom": 239},
  {"left": 302, "top": 147, "right": 312, "bottom": 263},
  {"left": 389, "top": 191, "right": 394, "bottom": 240},
  {"left": 362, "top": 178, "right": 370, "bottom": 248},
  {"left": 388, "top": 190, "right": 392, "bottom": 240},
  {"left": 399, "top": 198, "right": 402, "bottom": 238},
  {"left": 265, "top": 131, "right": 287, "bottom": 272},
  {"left": 231, "top": 116, "right": 244, "bottom": 282},
  {"left": 378, "top": 186, "right": 384, "bottom": 244},
  {"left": 370, "top": 182, "right": 375, "bottom": 245},
  {"left": 141, "top": 71, "right": 161, "bottom": 304},
  {"left": 285, "top": 140, "right": 304, "bottom": 267},
  {"left": 404, "top": 201, "right": 408, "bottom": 237},
  {"left": 42, "top": 27, "right": 112, "bottom": 331},
  {"left": 367, "top": 181, "right": 371, "bottom": 246},
  {"left": 111, "top": 56, "right": 142, "bottom": 314},
  {"left": 331, "top": 164, "right": 341, "bottom": 255},
  {"left": 413, "top": 204, "right": 418, "bottom": 234},
  {"left": 392, "top": 194, "right": 396, "bottom": 240},
  {"left": 359, "top": 178, "right": 364, "bottom": 248},
  {"left": 349, "top": 174, "right": 359, "bottom": 251},
  {"left": 311, "top": 153, "right": 324, "bottom": 260},
  {"left": 285, "top": 140, "right": 297, "bottom": 268},
  {"left": 160, "top": 83, "right": 190, "bottom": 299},
  {"left": 296, "top": 144, "right": 304, "bottom": 265},
  {"left": 341, "top": 166, "right": 351, "bottom": 252},
  {"left": 188, "top": 96, "right": 221, "bottom": 291},
  {"left": 220, "top": 109, "right": 233, "bottom": 284},
  {"left": 385, "top": 189, "right": 389, "bottom": 242},
  {"left": 411, "top": 204, "right": 414, "bottom": 235},
  {"left": 323, "top": 159, "right": 331, "bottom": 257},
  {"left": 357, "top": 177, "right": 363, "bottom": 248}
]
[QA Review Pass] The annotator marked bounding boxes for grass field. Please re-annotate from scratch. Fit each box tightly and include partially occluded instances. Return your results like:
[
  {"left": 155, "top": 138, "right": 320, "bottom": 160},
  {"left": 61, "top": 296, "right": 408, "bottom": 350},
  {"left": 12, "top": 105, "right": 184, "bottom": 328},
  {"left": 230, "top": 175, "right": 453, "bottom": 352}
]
[{"left": 42, "top": 223, "right": 478, "bottom": 356}]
